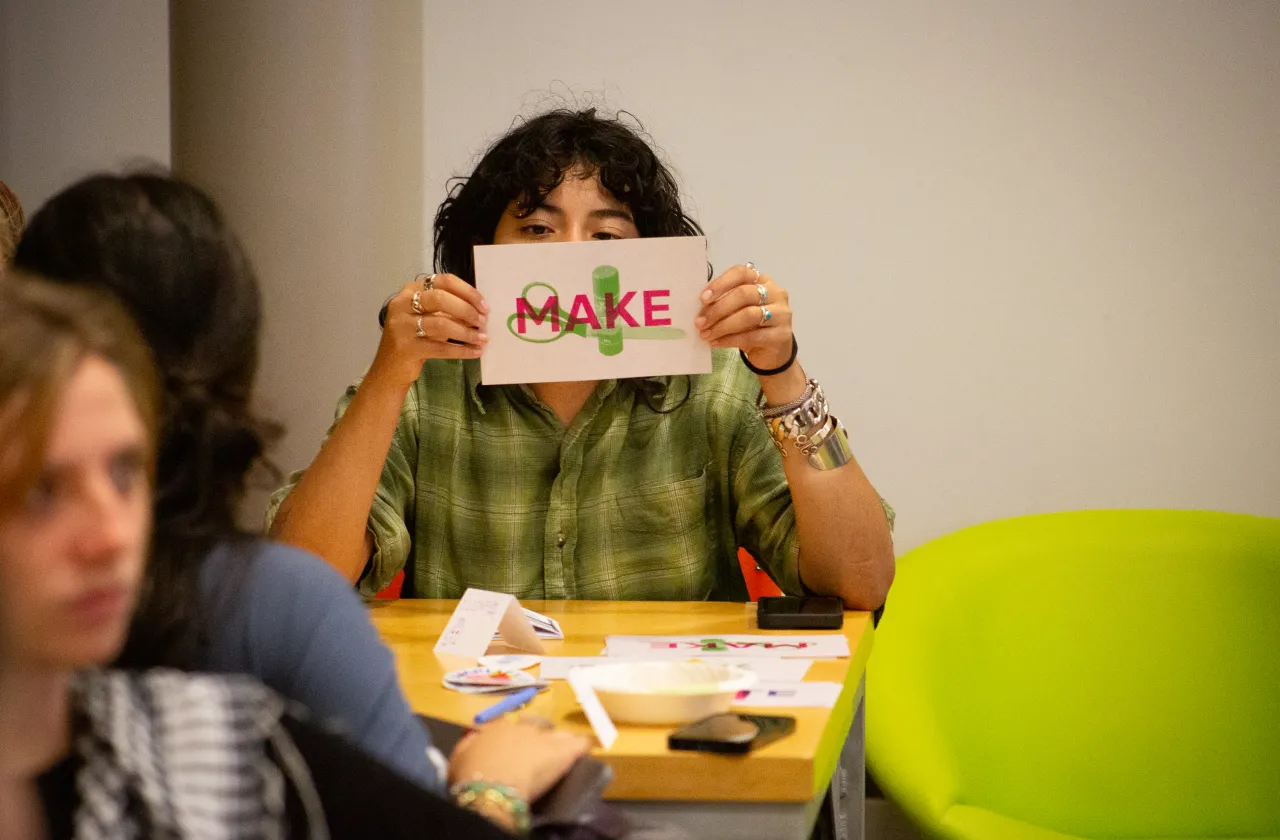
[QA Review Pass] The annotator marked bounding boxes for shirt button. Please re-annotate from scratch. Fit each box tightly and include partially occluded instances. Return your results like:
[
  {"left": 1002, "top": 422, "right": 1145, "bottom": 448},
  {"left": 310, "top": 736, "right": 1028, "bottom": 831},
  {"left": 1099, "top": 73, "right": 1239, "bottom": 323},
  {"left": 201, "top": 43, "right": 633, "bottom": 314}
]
[{"left": 556, "top": 530, "right": 566, "bottom": 549}]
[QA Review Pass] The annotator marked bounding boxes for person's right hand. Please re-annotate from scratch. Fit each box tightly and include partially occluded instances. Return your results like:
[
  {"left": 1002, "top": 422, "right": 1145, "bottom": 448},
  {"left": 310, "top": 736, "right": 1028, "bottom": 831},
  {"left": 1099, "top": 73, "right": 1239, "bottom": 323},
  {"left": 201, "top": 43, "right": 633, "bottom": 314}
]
[
  {"left": 371, "top": 273, "right": 489, "bottom": 388},
  {"left": 448, "top": 717, "right": 592, "bottom": 804}
]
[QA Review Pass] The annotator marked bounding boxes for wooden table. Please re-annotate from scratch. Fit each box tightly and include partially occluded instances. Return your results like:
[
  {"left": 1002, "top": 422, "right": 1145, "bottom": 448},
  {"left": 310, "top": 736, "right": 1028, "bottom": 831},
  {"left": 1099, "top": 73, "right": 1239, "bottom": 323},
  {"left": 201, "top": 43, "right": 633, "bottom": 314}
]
[{"left": 370, "top": 599, "right": 875, "bottom": 840}]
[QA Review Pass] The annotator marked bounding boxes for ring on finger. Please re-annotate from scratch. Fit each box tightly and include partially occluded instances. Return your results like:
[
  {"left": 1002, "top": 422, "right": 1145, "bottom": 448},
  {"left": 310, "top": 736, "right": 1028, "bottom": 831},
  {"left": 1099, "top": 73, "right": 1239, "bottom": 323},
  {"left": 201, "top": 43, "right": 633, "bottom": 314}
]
[
  {"left": 415, "top": 272, "right": 436, "bottom": 291},
  {"left": 758, "top": 305, "right": 772, "bottom": 327},
  {"left": 745, "top": 261, "right": 761, "bottom": 279},
  {"left": 756, "top": 283, "right": 768, "bottom": 306},
  {"left": 411, "top": 290, "right": 424, "bottom": 315},
  {"left": 415, "top": 316, "right": 426, "bottom": 338}
]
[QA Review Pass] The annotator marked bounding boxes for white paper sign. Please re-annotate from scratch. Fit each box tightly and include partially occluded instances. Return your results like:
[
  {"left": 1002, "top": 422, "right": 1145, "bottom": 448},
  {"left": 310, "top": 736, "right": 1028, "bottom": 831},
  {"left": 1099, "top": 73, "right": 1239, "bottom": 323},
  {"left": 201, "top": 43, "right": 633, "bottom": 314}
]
[
  {"left": 604, "top": 634, "right": 850, "bottom": 659},
  {"left": 539, "top": 656, "right": 812, "bottom": 682},
  {"left": 475, "top": 237, "right": 712, "bottom": 385},
  {"left": 567, "top": 669, "right": 619, "bottom": 750},
  {"left": 732, "top": 681, "right": 844, "bottom": 709},
  {"left": 434, "top": 588, "right": 546, "bottom": 659}
]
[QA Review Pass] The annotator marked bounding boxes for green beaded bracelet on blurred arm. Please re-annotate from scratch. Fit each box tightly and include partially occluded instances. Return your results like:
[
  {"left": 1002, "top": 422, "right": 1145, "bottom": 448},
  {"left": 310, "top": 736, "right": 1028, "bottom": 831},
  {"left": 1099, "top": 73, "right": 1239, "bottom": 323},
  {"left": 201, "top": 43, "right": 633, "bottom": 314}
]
[{"left": 450, "top": 778, "right": 531, "bottom": 833}]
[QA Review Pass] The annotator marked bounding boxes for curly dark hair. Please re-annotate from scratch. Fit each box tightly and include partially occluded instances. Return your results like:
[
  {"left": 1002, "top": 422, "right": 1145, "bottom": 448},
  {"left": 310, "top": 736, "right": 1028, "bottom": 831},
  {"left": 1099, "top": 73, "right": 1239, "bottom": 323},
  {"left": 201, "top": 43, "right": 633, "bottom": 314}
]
[
  {"left": 13, "top": 172, "right": 278, "bottom": 667},
  {"left": 435, "top": 109, "right": 703, "bottom": 411},
  {"left": 434, "top": 108, "right": 704, "bottom": 284}
]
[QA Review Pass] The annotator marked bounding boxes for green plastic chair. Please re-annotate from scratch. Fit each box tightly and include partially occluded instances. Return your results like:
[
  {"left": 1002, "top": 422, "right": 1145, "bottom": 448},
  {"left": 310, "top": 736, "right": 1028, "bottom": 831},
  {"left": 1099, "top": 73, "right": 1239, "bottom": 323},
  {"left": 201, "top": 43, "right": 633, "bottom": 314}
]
[{"left": 866, "top": 510, "right": 1280, "bottom": 840}]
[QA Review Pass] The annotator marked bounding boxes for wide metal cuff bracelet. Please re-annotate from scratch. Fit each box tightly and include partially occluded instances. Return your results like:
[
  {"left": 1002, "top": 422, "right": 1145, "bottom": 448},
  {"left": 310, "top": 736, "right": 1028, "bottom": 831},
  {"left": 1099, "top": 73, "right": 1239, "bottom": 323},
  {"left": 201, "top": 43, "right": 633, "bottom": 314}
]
[{"left": 804, "top": 418, "right": 854, "bottom": 470}]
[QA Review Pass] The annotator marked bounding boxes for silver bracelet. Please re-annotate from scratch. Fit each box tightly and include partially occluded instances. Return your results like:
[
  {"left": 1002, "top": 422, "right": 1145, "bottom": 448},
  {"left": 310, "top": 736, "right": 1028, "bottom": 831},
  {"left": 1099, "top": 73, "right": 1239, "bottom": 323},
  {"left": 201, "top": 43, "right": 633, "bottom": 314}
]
[
  {"left": 762, "top": 380, "right": 829, "bottom": 451},
  {"left": 805, "top": 418, "right": 854, "bottom": 470},
  {"left": 758, "top": 377, "right": 855, "bottom": 469},
  {"left": 758, "top": 379, "right": 817, "bottom": 419}
]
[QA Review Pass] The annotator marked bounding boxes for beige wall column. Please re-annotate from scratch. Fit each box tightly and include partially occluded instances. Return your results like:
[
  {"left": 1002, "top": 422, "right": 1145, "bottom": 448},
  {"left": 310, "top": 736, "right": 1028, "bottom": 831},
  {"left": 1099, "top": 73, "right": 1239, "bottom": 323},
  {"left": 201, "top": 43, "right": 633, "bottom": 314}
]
[{"left": 171, "top": 1, "right": 425, "bottom": 521}]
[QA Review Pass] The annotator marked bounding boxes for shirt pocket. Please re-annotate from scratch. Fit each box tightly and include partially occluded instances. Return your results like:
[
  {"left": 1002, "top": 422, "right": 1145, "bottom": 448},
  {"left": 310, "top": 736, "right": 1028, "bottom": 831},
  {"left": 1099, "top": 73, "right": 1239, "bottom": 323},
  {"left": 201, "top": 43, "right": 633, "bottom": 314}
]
[
  {"left": 605, "top": 469, "right": 714, "bottom": 600},
  {"left": 610, "top": 468, "right": 709, "bottom": 537}
]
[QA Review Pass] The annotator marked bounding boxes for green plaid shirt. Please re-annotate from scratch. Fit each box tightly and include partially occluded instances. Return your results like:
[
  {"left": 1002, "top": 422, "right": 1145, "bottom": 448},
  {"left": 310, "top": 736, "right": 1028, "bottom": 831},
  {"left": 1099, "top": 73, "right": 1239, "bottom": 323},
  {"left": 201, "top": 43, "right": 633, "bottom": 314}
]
[{"left": 269, "top": 350, "right": 886, "bottom": 601}]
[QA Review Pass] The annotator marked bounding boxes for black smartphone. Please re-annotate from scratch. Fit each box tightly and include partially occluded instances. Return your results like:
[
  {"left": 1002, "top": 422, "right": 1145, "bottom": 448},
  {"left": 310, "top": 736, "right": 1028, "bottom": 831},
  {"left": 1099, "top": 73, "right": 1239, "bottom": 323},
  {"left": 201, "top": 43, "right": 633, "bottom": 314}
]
[
  {"left": 756, "top": 595, "right": 844, "bottom": 630},
  {"left": 668, "top": 713, "right": 796, "bottom": 755}
]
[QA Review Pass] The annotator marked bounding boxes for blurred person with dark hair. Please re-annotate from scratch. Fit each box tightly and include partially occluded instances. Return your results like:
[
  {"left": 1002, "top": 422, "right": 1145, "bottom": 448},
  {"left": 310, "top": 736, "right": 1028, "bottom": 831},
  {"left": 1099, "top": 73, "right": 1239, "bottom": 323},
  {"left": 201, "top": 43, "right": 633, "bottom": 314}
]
[
  {"left": 13, "top": 173, "right": 589, "bottom": 826},
  {"left": 269, "top": 108, "right": 896, "bottom": 611}
]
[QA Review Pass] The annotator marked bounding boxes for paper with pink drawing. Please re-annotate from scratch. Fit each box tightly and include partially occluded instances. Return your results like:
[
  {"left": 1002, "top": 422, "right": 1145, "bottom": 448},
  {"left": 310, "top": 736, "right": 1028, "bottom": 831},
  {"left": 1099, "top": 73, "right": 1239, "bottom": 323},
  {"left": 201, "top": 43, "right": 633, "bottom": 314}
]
[
  {"left": 475, "top": 237, "right": 712, "bottom": 385},
  {"left": 604, "top": 634, "right": 850, "bottom": 659}
]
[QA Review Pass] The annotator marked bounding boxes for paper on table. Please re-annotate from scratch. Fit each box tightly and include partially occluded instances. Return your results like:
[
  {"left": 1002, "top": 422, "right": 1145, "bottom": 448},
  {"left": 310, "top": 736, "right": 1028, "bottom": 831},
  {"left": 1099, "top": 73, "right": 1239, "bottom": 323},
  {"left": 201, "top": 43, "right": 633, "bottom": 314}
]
[
  {"left": 605, "top": 634, "right": 849, "bottom": 659},
  {"left": 493, "top": 608, "right": 563, "bottom": 641},
  {"left": 476, "top": 237, "right": 712, "bottom": 385},
  {"left": 567, "top": 669, "right": 618, "bottom": 750},
  {"left": 732, "top": 682, "right": 844, "bottom": 709},
  {"left": 538, "top": 656, "right": 812, "bottom": 682},
  {"left": 434, "top": 588, "right": 546, "bottom": 659}
]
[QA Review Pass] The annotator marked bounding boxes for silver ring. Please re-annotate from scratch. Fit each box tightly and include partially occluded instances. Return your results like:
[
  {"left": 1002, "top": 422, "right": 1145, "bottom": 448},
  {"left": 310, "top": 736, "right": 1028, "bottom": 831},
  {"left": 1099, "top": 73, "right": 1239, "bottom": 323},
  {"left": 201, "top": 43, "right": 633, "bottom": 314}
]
[
  {"left": 412, "top": 290, "right": 424, "bottom": 315},
  {"left": 759, "top": 305, "right": 772, "bottom": 327},
  {"left": 415, "top": 316, "right": 426, "bottom": 338},
  {"left": 745, "top": 261, "right": 760, "bottom": 279},
  {"left": 415, "top": 272, "right": 436, "bottom": 291},
  {"left": 756, "top": 283, "right": 768, "bottom": 306}
]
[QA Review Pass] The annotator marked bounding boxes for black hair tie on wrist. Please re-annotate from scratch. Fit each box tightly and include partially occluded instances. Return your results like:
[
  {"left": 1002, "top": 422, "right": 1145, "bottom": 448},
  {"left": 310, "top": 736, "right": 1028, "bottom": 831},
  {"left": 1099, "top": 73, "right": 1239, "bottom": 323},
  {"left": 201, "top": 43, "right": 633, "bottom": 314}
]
[{"left": 740, "top": 336, "right": 799, "bottom": 377}]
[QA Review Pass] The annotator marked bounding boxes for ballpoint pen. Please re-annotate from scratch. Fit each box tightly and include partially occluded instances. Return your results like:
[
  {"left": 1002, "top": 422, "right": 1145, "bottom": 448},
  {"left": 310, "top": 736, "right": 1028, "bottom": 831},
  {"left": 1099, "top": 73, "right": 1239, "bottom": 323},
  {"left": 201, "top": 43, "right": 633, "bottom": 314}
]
[{"left": 473, "top": 685, "right": 542, "bottom": 725}]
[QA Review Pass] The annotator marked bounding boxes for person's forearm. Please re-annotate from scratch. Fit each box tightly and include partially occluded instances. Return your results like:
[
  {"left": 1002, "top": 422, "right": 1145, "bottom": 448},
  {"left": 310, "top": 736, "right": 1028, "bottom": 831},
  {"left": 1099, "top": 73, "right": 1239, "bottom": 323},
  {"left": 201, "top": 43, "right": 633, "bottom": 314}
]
[
  {"left": 270, "top": 368, "right": 411, "bottom": 583},
  {"left": 759, "top": 363, "right": 896, "bottom": 610}
]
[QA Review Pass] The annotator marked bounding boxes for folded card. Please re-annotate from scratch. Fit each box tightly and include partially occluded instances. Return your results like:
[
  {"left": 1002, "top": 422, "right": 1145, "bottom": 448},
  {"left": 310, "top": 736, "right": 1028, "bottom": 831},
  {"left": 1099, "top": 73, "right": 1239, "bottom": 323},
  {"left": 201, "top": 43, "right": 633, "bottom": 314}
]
[
  {"left": 475, "top": 237, "right": 712, "bottom": 385},
  {"left": 434, "top": 588, "right": 546, "bottom": 659}
]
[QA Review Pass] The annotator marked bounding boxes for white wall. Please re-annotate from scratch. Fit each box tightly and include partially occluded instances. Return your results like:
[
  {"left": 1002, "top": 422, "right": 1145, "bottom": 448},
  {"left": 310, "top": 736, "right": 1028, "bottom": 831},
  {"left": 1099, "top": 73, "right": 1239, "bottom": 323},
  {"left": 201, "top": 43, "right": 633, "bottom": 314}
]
[
  {"left": 423, "top": 0, "right": 1280, "bottom": 553},
  {"left": 0, "top": 0, "right": 170, "bottom": 211}
]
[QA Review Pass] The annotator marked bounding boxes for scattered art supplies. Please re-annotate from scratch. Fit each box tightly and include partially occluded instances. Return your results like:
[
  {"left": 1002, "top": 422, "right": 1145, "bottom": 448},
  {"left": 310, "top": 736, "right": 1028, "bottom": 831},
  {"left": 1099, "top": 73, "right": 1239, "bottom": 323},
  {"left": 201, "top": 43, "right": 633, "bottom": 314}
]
[
  {"left": 444, "top": 666, "right": 549, "bottom": 696},
  {"left": 604, "top": 634, "right": 850, "bottom": 660},
  {"left": 434, "top": 588, "right": 551, "bottom": 659}
]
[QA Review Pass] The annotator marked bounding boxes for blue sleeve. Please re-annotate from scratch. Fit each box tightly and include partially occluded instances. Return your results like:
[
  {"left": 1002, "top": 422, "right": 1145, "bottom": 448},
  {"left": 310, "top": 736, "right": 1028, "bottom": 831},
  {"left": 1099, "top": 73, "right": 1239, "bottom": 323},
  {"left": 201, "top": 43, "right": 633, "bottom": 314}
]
[{"left": 199, "top": 541, "right": 441, "bottom": 790}]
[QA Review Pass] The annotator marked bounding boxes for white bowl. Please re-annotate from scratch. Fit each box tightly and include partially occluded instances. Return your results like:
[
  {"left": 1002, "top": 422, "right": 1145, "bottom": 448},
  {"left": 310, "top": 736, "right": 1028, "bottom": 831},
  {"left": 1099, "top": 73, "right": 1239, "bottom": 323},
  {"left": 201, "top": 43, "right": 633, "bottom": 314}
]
[{"left": 575, "top": 661, "right": 757, "bottom": 725}]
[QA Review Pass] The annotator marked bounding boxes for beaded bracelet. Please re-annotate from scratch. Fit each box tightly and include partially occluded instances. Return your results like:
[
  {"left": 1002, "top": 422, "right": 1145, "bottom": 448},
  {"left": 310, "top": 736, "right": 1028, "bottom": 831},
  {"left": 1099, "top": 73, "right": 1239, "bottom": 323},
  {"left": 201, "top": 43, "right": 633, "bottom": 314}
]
[{"left": 450, "top": 778, "right": 531, "bottom": 833}]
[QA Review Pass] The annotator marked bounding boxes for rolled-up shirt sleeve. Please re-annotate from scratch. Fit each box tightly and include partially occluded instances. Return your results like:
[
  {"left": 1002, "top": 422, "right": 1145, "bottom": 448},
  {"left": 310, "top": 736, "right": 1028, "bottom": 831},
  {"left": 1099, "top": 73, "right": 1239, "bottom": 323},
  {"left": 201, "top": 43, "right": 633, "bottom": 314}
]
[{"left": 264, "top": 376, "right": 420, "bottom": 597}]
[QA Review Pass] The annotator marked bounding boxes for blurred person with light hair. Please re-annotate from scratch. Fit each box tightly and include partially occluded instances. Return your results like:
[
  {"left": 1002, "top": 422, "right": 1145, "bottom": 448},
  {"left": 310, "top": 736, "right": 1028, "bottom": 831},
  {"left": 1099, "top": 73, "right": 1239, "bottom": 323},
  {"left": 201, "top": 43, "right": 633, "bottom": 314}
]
[
  {"left": 0, "top": 276, "right": 539, "bottom": 839},
  {"left": 0, "top": 179, "right": 24, "bottom": 270}
]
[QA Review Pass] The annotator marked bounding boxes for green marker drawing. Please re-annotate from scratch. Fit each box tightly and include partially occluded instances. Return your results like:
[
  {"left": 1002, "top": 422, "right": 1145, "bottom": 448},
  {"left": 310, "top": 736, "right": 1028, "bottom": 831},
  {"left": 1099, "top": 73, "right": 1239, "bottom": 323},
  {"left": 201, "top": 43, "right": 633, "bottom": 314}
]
[
  {"left": 507, "top": 275, "right": 686, "bottom": 354},
  {"left": 593, "top": 265, "right": 623, "bottom": 356}
]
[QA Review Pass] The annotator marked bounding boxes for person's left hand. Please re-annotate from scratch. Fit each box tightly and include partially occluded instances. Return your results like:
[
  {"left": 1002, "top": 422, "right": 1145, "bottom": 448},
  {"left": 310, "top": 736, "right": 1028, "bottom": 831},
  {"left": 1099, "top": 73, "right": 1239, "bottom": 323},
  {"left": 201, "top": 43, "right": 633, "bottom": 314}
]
[
  {"left": 696, "top": 263, "right": 794, "bottom": 371},
  {"left": 448, "top": 716, "right": 590, "bottom": 804}
]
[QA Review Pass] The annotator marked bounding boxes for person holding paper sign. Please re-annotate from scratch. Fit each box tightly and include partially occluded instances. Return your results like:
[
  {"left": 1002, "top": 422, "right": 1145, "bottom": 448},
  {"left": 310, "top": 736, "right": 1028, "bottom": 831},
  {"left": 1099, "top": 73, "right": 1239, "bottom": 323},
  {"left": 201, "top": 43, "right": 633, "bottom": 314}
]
[{"left": 268, "top": 109, "right": 895, "bottom": 611}]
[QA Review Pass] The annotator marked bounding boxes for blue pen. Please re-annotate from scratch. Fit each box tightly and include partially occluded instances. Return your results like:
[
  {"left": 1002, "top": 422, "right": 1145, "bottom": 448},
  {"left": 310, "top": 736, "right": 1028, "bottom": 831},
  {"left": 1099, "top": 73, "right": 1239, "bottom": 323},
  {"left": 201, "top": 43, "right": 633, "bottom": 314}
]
[{"left": 473, "top": 686, "right": 542, "bottom": 725}]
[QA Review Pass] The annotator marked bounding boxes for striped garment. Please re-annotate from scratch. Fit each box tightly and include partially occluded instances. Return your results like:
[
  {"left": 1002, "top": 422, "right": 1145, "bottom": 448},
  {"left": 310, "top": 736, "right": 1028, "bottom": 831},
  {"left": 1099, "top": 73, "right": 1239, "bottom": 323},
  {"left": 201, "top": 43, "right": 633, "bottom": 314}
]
[{"left": 72, "top": 669, "right": 326, "bottom": 840}]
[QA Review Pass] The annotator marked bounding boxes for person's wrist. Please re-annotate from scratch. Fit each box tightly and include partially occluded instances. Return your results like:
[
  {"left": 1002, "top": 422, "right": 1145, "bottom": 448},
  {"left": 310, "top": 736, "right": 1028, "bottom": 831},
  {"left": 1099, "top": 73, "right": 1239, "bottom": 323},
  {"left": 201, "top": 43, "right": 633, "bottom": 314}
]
[
  {"left": 758, "top": 362, "right": 807, "bottom": 406},
  {"left": 365, "top": 352, "right": 419, "bottom": 392},
  {"left": 450, "top": 777, "right": 532, "bottom": 834},
  {"left": 743, "top": 343, "right": 792, "bottom": 372}
]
